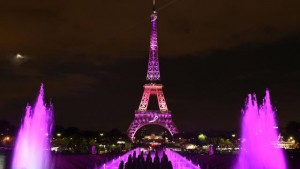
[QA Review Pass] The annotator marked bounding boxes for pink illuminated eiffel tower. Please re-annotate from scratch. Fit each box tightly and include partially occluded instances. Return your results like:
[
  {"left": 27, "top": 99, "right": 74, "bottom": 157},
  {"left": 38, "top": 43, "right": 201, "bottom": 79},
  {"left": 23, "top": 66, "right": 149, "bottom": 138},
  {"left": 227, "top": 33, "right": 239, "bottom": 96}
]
[{"left": 127, "top": 0, "right": 178, "bottom": 142}]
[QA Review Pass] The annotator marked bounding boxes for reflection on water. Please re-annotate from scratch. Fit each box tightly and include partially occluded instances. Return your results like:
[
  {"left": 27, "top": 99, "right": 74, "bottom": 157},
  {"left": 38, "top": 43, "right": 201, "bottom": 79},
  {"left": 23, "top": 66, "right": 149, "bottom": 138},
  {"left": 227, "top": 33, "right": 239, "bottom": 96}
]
[
  {"left": 0, "top": 154, "right": 5, "bottom": 169},
  {"left": 0, "top": 150, "right": 12, "bottom": 169}
]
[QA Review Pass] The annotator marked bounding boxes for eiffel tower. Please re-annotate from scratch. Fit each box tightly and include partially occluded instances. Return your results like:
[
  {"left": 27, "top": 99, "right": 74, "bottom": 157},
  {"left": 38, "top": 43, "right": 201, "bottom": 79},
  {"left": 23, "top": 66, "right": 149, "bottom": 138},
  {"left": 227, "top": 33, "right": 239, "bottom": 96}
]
[{"left": 127, "top": 0, "right": 178, "bottom": 142}]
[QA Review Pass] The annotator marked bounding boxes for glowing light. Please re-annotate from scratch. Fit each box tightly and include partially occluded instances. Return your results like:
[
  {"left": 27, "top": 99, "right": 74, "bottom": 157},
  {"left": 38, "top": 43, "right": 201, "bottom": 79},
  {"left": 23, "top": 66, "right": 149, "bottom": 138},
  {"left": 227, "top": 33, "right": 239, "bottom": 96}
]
[
  {"left": 149, "top": 115, "right": 159, "bottom": 122},
  {"left": 232, "top": 134, "right": 236, "bottom": 138},
  {"left": 127, "top": 0, "right": 178, "bottom": 142},
  {"left": 51, "top": 147, "right": 59, "bottom": 152},
  {"left": 117, "top": 141, "right": 125, "bottom": 144},
  {"left": 16, "top": 53, "right": 24, "bottom": 59},
  {"left": 146, "top": 10, "right": 160, "bottom": 81},
  {"left": 56, "top": 133, "right": 61, "bottom": 137},
  {"left": 99, "top": 148, "right": 140, "bottom": 169},
  {"left": 127, "top": 110, "right": 178, "bottom": 142},
  {"left": 138, "top": 84, "right": 168, "bottom": 111},
  {"left": 165, "top": 149, "right": 200, "bottom": 169},
  {"left": 235, "top": 90, "right": 286, "bottom": 169},
  {"left": 12, "top": 84, "right": 53, "bottom": 169},
  {"left": 4, "top": 136, "right": 10, "bottom": 141},
  {"left": 100, "top": 148, "right": 200, "bottom": 169},
  {"left": 198, "top": 134, "right": 206, "bottom": 141},
  {"left": 185, "top": 144, "right": 197, "bottom": 150}
]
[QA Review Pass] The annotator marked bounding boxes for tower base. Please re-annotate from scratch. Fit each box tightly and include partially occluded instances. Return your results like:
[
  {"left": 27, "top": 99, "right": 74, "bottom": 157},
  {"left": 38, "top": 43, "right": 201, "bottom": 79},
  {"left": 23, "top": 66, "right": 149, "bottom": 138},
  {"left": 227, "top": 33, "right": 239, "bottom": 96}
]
[{"left": 127, "top": 110, "right": 178, "bottom": 142}]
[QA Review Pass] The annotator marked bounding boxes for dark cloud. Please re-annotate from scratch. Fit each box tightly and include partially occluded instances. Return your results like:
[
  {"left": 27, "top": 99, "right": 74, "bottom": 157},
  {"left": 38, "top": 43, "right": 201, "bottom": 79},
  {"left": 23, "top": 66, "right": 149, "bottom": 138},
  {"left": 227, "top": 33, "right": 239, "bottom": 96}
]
[
  {"left": 0, "top": 0, "right": 299, "bottom": 131},
  {"left": 0, "top": 0, "right": 299, "bottom": 57},
  {"left": 1, "top": 37, "right": 299, "bottom": 131}
]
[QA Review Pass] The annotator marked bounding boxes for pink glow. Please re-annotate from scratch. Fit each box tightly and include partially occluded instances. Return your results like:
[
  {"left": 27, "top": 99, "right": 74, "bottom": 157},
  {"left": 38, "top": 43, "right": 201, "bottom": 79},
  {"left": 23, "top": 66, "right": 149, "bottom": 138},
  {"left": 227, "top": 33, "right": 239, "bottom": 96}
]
[
  {"left": 12, "top": 84, "right": 53, "bottom": 169},
  {"left": 127, "top": 110, "right": 178, "bottom": 142},
  {"left": 138, "top": 84, "right": 168, "bottom": 111},
  {"left": 165, "top": 149, "right": 200, "bottom": 169},
  {"left": 146, "top": 9, "right": 160, "bottom": 81},
  {"left": 235, "top": 90, "right": 286, "bottom": 169},
  {"left": 99, "top": 148, "right": 140, "bottom": 169},
  {"left": 128, "top": 1, "right": 178, "bottom": 142},
  {"left": 100, "top": 148, "right": 200, "bottom": 169}
]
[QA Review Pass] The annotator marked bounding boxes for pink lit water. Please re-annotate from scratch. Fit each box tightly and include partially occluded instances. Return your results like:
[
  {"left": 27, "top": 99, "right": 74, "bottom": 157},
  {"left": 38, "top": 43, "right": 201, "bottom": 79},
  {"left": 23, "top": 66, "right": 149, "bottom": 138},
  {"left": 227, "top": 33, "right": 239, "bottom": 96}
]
[
  {"left": 99, "top": 148, "right": 140, "bottom": 169},
  {"left": 12, "top": 84, "right": 53, "bottom": 169},
  {"left": 165, "top": 149, "right": 200, "bottom": 169},
  {"left": 235, "top": 90, "right": 286, "bottom": 169},
  {"left": 99, "top": 148, "right": 200, "bottom": 169}
]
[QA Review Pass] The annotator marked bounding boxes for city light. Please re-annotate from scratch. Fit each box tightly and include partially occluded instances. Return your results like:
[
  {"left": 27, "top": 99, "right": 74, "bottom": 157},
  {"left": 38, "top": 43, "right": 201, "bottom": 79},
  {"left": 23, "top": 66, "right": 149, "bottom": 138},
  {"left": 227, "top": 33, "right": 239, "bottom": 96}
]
[
  {"left": 186, "top": 144, "right": 197, "bottom": 150},
  {"left": 198, "top": 134, "right": 206, "bottom": 141},
  {"left": 5, "top": 136, "right": 10, "bottom": 141},
  {"left": 117, "top": 141, "right": 125, "bottom": 144}
]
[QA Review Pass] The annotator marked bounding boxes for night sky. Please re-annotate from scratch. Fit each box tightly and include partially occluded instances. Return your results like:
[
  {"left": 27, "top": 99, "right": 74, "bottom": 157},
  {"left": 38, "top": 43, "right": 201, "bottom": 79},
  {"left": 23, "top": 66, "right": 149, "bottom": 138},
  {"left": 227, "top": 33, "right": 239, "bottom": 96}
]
[{"left": 0, "top": 0, "right": 300, "bottom": 132}]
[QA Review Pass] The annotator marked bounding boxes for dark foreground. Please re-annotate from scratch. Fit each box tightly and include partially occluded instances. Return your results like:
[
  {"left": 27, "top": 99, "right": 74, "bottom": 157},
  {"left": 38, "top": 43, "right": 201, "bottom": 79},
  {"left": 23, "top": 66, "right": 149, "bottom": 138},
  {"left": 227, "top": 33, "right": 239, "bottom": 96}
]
[
  {"left": 181, "top": 151, "right": 300, "bottom": 169},
  {"left": 53, "top": 153, "right": 117, "bottom": 169},
  {"left": 0, "top": 150, "right": 118, "bottom": 169},
  {"left": 2, "top": 150, "right": 300, "bottom": 169}
]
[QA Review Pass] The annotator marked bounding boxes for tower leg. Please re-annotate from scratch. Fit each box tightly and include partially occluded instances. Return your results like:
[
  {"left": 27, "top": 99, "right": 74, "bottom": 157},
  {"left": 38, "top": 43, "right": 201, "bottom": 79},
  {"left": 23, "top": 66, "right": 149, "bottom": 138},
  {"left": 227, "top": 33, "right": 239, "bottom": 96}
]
[
  {"left": 156, "top": 88, "right": 168, "bottom": 111},
  {"left": 138, "top": 88, "right": 151, "bottom": 111}
]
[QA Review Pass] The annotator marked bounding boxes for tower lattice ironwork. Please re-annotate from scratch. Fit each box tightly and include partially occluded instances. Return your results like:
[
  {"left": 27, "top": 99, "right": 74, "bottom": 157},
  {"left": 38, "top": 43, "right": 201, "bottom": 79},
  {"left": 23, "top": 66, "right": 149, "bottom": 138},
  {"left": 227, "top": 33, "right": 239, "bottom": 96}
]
[{"left": 127, "top": 0, "right": 178, "bottom": 142}]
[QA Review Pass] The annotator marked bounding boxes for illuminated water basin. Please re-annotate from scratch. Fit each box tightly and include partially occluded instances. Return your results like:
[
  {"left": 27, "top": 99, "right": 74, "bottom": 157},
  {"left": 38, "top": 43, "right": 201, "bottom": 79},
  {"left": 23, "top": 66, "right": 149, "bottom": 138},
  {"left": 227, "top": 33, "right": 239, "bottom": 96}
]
[{"left": 99, "top": 148, "right": 200, "bottom": 169}]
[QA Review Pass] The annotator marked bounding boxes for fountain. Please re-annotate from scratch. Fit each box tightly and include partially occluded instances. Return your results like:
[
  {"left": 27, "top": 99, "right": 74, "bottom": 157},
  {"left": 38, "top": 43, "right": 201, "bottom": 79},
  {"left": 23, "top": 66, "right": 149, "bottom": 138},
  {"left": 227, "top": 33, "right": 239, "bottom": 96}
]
[
  {"left": 12, "top": 84, "right": 53, "bottom": 169},
  {"left": 235, "top": 90, "right": 286, "bottom": 169},
  {"left": 100, "top": 148, "right": 200, "bottom": 169},
  {"left": 165, "top": 149, "right": 200, "bottom": 169},
  {"left": 99, "top": 148, "right": 140, "bottom": 169}
]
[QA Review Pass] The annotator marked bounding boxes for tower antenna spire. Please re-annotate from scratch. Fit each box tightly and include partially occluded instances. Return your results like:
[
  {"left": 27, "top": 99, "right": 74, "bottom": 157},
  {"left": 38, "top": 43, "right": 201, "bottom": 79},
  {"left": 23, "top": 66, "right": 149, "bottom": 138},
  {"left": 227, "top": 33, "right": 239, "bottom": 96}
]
[{"left": 147, "top": 0, "right": 160, "bottom": 81}]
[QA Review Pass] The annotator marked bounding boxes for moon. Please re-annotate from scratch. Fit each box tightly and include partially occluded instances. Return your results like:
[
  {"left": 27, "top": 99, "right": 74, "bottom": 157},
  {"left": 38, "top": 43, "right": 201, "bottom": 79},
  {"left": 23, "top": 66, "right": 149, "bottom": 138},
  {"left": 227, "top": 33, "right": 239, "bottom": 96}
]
[
  {"left": 16, "top": 53, "right": 24, "bottom": 59},
  {"left": 11, "top": 53, "right": 28, "bottom": 66}
]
